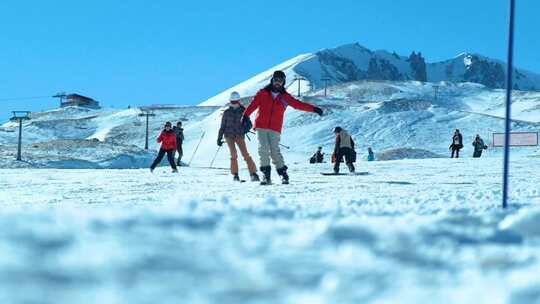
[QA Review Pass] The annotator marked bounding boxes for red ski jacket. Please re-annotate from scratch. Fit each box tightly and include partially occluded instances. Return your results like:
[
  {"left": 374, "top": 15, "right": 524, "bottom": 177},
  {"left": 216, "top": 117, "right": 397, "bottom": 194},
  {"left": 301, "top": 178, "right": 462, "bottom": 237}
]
[
  {"left": 157, "top": 130, "right": 177, "bottom": 150},
  {"left": 243, "top": 88, "right": 316, "bottom": 133}
]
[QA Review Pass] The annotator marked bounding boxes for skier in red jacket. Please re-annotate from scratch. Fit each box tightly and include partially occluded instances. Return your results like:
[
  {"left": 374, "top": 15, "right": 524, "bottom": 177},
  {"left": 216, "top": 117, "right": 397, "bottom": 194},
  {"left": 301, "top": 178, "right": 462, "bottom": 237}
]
[
  {"left": 150, "top": 121, "right": 178, "bottom": 173},
  {"left": 243, "top": 70, "right": 323, "bottom": 185}
]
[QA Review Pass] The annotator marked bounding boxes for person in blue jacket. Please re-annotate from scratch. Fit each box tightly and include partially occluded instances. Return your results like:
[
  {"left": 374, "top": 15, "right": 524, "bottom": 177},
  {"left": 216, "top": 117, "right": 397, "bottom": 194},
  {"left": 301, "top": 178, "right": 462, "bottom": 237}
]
[{"left": 367, "top": 147, "right": 375, "bottom": 161}]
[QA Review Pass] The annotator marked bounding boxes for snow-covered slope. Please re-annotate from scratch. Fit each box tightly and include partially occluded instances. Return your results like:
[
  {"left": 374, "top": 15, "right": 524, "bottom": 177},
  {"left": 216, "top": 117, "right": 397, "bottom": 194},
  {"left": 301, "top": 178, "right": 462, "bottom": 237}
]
[
  {"left": 0, "top": 106, "right": 219, "bottom": 169},
  {"left": 192, "top": 80, "right": 540, "bottom": 169},
  {"left": 1, "top": 80, "right": 539, "bottom": 169}
]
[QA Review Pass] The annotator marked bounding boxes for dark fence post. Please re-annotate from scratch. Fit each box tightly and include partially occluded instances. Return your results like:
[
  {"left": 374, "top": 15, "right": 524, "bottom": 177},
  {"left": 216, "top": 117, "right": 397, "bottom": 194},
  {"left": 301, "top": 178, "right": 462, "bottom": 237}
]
[{"left": 502, "top": 0, "right": 516, "bottom": 209}]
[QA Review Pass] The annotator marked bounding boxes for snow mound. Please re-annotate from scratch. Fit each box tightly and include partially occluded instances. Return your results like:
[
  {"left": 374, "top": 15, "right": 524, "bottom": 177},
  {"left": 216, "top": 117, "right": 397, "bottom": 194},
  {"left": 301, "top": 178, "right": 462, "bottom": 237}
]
[
  {"left": 499, "top": 207, "right": 540, "bottom": 238},
  {"left": 0, "top": 139, "right": 156, "bottom": 169},
  {"left": 375, "top": 148, "right": 444, "bottom": 161}
]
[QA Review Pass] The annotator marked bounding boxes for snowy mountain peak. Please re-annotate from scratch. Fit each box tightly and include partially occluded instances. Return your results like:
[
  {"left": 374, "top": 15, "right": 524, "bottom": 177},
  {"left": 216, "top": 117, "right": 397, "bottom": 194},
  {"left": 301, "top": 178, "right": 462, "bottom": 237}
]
[
  {"left": 330, "top": 42, "right": 372, "bottom": 53},
  {"left": 454, "top": 51, "right": 475, "bottom": 59},
  {"left": 199, "top": 43, "right": 540, "bottom": 107}
]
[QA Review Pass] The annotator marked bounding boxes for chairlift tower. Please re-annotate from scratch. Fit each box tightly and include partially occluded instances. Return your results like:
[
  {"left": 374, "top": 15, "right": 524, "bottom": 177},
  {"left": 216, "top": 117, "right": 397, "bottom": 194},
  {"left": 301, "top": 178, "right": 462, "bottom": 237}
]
[
  {"left": 53, "top": 92, "right": 67, "bottom": 106},
  {"left": 10, "top": 111, "right": 31, "bottom": 161},
  {"left": 293, "top": 75, "right": 308, "bottom": 97},
  {"left": 321, "top": 77, "right": 331, "bottom": 96},
  {"left": 138, "top": 109, "right": 156, "bottom": 150}
]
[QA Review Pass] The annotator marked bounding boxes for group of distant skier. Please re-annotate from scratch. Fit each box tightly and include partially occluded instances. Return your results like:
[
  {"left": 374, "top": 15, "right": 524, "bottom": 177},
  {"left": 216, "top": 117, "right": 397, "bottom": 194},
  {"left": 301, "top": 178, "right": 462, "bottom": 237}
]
[
  {"left": 149, "top": 70, "right": 324, "bottom": 184},
  {"left": 149, "top": 69, "right": 491, "bottom": 184},
  {"left": 448, "top": 129, "right": 488, "bottom": 158},
  {"left": 149, "top": 121, "right": 184, "bottom": 173}
]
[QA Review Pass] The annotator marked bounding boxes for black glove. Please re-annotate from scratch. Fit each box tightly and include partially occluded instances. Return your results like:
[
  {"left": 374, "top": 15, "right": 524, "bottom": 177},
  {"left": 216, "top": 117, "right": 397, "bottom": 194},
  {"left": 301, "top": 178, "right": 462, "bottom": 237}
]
[
  {"left": 217, "top": 138, "right": 224, "bottom": 146},
  {"left": 313, "top": 106, "right": 323, "bottom": 116}
]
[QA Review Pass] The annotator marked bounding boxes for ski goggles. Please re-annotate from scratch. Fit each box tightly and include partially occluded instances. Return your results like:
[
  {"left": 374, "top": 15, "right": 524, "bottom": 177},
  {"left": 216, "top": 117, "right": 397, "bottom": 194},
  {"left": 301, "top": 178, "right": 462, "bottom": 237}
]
[{"left": 272, "top": 77, "right": 285, "bottom": 84}]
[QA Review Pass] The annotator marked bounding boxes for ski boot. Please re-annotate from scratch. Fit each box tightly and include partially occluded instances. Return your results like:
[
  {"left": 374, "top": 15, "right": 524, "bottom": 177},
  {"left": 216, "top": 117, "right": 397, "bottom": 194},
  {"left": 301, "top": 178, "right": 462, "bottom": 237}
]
[
  {"left": 277, "top": 166, "right": 289, "bottom": 185},
  {"left": 233, "top": 174, "right": 240, "bottom": 182},
  {"left": 250, "top": 172, "right": 260, "bottom": 182},
  {"left": 260, "top": 166, "right": 272, "bottom": 185},
  {"left": 172, "top": 168, "right": 178, "bottom": 173}
]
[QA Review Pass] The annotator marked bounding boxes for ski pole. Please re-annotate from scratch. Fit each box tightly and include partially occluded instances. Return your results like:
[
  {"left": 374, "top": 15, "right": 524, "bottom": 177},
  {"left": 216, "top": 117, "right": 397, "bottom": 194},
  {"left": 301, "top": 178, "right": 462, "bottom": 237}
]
[
  {"left": 209, "top": 145, "right": 221, "bottom": 168},
  {"left": 248, "top": 131, "right": 290, "bottom": 149},
  {"left": 188, "top": 131, "right": 205, "bottom": 166}
]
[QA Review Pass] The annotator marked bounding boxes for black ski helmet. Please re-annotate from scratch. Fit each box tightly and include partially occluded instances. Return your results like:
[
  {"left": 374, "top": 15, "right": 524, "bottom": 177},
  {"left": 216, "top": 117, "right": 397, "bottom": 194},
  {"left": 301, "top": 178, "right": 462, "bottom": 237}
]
[{"left": 333, "top": 126, "right": 343, "bottom": 133}]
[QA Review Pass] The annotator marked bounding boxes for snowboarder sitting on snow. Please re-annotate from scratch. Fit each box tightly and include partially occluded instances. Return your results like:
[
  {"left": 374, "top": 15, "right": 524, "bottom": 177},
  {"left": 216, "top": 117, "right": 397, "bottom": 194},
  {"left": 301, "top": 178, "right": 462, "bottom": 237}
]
[
  {"left": 173, "top": 121, "right": 184, "bottom": 166},
  {"left": 332, "top": 127, "right": 356, "bottom": 173},
  {"left": 367, "top": 147, "right": 375, "bottom": 161},
  {"left": 310, "top": 147, "right": 324, "bottom": 164},
  {"left": 449, "top": 129, "right": 463, "bottom": 158},
  {"left": 217, "top": 91, "right": 260, "bottom": 182},
  {"left": 472, "top": 134, "right": 488, "bottom": 158},
  {"left": 242, "top": 70, "right": 323, "bottom": 185},
  {"left": 150, "top": 121, "right": 178, "bottom": 173}
]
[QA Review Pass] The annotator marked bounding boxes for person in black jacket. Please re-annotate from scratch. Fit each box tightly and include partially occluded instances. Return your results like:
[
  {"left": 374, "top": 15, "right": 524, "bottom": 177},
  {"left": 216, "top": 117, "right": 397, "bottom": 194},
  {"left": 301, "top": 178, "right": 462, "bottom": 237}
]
[
  {"left": 472, "top": 134, "right": 488, "bottom": 158},
  {"left": 449, "top": 129, "right": 463, "bottom": 158},
  {"left": 310, "top": 146, "right": 324, "bottom": 164},
  {"left": 172, "top": 121, "right": 184, "bottom": 166},
  {"left": 332, "top": 127, "right": 356, "bottom": 173}
]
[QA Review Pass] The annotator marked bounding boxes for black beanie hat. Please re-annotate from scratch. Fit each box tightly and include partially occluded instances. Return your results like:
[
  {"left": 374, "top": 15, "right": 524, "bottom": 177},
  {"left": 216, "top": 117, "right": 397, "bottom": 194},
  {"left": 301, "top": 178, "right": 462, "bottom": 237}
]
[
  {"left": 272, "top": 70, "right": 286, "bottom": 82},
  {"left": 333, "top": 126, "right": 342, "bottom": 133}
]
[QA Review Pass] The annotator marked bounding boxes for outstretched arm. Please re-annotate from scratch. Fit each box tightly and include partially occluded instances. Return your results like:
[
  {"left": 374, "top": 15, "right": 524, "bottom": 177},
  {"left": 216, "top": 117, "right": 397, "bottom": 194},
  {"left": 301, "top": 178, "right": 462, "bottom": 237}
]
[{"left": 282, "top": 93, "right": 315, "bottom": 112}]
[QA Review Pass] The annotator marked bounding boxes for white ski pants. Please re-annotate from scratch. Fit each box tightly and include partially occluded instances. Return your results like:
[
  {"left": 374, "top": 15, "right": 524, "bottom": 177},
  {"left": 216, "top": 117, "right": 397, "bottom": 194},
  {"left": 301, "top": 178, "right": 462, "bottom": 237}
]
[{"left": 256, "top": 128, "right": 285, "bottom": 169}]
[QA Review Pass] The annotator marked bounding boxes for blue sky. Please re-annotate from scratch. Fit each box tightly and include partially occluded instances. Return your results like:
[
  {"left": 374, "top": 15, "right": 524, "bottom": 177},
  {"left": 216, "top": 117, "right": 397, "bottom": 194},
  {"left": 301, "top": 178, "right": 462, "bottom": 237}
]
[{"left": 0, "top": 0, "right": 538, "bottom": 121}]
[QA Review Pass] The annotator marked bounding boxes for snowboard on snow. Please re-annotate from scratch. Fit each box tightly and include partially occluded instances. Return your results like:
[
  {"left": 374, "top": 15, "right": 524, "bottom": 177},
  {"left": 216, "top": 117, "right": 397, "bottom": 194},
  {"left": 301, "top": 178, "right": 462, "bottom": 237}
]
[{"left": 320, "top": 172, "right": 369, "bottom": 176}]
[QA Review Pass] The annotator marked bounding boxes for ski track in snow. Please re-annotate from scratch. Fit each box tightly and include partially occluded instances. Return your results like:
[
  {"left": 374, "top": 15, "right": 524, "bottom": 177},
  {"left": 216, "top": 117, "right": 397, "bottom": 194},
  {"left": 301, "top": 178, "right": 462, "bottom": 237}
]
[{"left": 1, "top": 156, "right": 540, "bottom": 304}]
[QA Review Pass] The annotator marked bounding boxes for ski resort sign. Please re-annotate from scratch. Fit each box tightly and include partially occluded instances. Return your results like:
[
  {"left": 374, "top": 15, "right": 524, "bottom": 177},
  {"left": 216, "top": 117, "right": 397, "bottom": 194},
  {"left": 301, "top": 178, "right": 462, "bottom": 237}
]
[{"left": 492, "top": 132, "right": 539, "bottom": 147}]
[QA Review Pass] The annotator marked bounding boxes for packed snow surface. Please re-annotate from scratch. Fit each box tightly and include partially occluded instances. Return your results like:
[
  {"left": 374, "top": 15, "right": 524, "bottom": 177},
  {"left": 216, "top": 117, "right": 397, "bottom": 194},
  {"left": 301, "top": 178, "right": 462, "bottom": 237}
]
[{"left": 1, "top": 155, "right": 540, "bottom": 304}]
